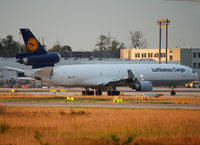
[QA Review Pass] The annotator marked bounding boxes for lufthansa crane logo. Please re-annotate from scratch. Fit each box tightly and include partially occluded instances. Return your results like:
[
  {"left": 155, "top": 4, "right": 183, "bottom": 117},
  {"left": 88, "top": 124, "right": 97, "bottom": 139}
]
[{"left": 26, "top": 38, "right": 39, "bottom": 52}]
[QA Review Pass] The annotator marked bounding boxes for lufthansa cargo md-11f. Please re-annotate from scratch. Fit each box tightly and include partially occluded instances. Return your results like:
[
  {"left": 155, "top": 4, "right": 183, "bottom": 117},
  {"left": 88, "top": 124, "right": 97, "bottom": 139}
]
[{"left": 16, "top": 29, "right": 199, "bottom": 95}]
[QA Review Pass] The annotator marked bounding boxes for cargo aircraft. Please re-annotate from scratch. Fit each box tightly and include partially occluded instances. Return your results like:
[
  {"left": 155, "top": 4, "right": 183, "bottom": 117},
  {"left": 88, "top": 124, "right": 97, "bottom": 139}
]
[{"left": 16, "top": 29, "right": 199, "bottom": 95}]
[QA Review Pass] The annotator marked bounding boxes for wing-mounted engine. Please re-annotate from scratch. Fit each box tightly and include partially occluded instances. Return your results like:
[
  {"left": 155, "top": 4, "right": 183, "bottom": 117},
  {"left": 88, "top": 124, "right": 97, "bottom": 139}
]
[
  {"left": 130, "top": 81, "right": 153, "bottom": 92},
  {"left": 16, "top": 52, "right": 61, "bottom": 68},
  {"left": 127, "top": 70, "right": 153, "bottom": 91}
]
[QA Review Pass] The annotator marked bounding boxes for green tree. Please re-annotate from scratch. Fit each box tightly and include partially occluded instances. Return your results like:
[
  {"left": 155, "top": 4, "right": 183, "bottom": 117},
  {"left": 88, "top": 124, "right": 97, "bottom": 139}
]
[
  {"left": 61, "top": 45, "right": 72, "bottom": 52},
  {"left": 1, "top": 35, "right": 18, "bottom": 50},
  {"left": 0, "top": 39, "right": 3, "bottom": 50},
  {"left": 49, "top": 44, "right": 71, "bottom": 52},
  {"left": 108, "top": 39, "right": 125, "bottom": 52},
  {"left": 95, "top": 34, "right": 125, "bottom": 52},
  {"left": 48, "top": 44, "right": 62, "bottom": 52},
  {"left": 48, "top": 44, "right": 72, "bottom": 57},
  {"left": 95, "top": 35, "right": 107, "bottom": 51},
  {"left": 0, "top": 35, "right": 25, "bottom": 57}
]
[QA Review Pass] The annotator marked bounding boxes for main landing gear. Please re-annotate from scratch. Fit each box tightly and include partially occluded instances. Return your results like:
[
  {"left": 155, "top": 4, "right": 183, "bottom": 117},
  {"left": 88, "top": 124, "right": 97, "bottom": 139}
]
[
  {"left": 107, "top": 91, "right": 120, "bottom": 96},
  {"left": 82, "top": 90, "right": 94, "bottom": 95},
  {"left": 82, "top": 90, "right": 102, "bottom": 96},
  {"left": 170, "top": 87, "right": 176, "bottom": 95},
  {"left": 82, "top": 89, "right": 120, "bottom": 96}
]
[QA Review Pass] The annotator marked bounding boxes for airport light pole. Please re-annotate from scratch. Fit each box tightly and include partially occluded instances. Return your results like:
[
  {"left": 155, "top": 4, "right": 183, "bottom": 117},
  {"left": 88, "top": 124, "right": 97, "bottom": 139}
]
[{"left": 157, "top": 19, "right": 170, "bottom": 64}]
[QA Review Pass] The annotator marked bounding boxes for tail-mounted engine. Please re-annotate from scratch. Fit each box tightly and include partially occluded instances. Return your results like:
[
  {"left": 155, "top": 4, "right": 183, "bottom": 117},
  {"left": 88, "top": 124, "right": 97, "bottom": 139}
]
[{"left": 16, "top": 52, "right": 61, "bottom": 68}]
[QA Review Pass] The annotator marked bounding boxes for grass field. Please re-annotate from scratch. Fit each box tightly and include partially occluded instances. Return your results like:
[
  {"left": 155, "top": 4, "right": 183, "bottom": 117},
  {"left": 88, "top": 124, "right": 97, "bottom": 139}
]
[{"left": 0, "top": 105, "right": 200, "bottom": 145}]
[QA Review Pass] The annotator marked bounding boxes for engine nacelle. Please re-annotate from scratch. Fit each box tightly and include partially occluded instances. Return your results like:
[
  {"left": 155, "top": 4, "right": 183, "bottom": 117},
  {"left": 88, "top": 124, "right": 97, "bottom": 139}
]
[
  {"left": 130, "top": 81, "right": 153, "bottom": 92},
  {"left": 17, "top": 52, "right": 61, "bottom": 68}
]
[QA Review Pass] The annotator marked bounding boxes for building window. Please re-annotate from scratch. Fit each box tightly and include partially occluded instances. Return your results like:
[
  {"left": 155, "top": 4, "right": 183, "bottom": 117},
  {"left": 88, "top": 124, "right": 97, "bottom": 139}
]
[
  {"left": 154, "top": 53, "right": 159, "bottom": 58},
  {"left": 148, "top": 53, "right": 153, "bottom": 58},
  {"left": 198, "top": 53, "right": 200, "bottom": 58},
  {"left": 193, "top": 53, "right": 196, "bottom": 58},
  {"left": 198, "top": 63, "right": 200, "bottom": 69},
  {"left": 193, "top": 63, "right": 197, "bottom": 69},
  {"left": 135, "top": 53, "right": 140, "bottom": 58},
  {"left": 170, "top": 55, "right": 173, "bottom": 60},
  {"left": 141, "top": 53, "right": 146, "bottom": 58},
  {"left": 161, "top": 53, "right": 165, "bottom": 57}
]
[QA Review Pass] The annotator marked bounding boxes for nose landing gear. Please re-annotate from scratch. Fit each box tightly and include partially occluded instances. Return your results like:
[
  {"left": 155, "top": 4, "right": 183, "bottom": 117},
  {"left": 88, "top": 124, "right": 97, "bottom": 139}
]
[{"left": 170, "top": 87, "right": 176, "bottom": 95}]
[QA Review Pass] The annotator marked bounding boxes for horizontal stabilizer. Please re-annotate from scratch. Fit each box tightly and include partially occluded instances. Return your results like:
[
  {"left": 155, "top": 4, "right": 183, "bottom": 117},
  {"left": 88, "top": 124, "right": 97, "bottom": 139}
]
[
  {"left": 4, "top": 67, "right": 25, "bottom": 73},
  {"left": 11, "top": 76, "right": 35, "bottom": 80},
  {"left": 34, "top": 67, "right": 53, "bottom": 78}
]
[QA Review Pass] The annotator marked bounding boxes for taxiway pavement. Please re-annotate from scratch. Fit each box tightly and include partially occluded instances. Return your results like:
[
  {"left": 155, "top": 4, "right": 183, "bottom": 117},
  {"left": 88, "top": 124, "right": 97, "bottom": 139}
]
[
  {"left": 1, "top": 102, "right": 200, "bottom": 109},
  {"left": 1, "top": 87, "right": 200, "bottom": 96}
]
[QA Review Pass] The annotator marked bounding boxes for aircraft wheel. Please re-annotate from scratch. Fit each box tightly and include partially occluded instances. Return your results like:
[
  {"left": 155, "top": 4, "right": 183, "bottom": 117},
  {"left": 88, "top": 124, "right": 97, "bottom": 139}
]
[
  {"left": 82, "top": 91, "right": 86, "bottom": 96},
  {"left": 82, "top": 91, "right": 94, "bottom": 95},
  {"left": 115, "top": 91, "right": 120, "bottom": 96},
  {"left": 86, "top": 91, "right": 94, "bottom": 95},
  {"left": 171, "top": 90, "right": 176, "bottom": 95},
  {"left": 90, "top": 91, "right": 94, "bottom": 95},
  {"left": 95, "top": 91, "right": 102, "bottom": 96},
  {"left": 107, "top": 91, "right": 111, "bottom": 96},
  {"left": 107, "top": 91, "right": 120, "bottom": 96}
]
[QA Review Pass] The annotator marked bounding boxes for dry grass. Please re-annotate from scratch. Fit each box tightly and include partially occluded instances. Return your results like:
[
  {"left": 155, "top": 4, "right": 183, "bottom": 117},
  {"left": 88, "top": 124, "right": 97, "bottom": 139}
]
[
  {"left": 0, "top": 105, "right": 200, "bottom": 145},
  {"left": 125, "top": 96, "right": 200, "bottom": 104},
  {"left": 0, "top": 93, "right": 51, "bottom": 99}
]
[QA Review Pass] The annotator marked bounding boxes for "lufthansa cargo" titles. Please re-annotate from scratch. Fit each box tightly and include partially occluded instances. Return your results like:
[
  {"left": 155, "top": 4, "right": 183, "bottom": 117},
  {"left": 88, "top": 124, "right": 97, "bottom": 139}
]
[{"left": 151, "top": 68, "right": 186, "bottom": 73}]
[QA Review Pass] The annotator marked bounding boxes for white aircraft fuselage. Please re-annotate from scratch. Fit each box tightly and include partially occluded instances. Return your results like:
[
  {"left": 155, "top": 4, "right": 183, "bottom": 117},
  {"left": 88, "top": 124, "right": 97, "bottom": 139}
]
[{"left": 26, "top": 63, "right": 198, "bottom": 89}]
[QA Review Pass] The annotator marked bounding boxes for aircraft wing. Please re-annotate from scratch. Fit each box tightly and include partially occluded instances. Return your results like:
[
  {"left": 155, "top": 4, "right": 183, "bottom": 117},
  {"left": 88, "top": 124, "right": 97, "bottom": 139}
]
[{"left": 99, "top": 70, "right": 137, "bottom": 88}]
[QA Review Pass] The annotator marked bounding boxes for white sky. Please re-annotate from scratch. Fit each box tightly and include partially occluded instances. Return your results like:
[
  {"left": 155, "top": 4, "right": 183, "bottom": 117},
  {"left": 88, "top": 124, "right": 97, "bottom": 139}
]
[{"left": 0, "top": 0, "right": 200, "bottom": 51}]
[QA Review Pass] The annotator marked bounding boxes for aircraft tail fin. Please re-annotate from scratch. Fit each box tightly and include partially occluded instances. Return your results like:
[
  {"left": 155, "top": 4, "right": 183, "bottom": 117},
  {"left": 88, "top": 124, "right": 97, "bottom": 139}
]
[
  {"left": 17, "top": 28, "right": 47, "bottom": 59},
  {"left": 16, "top": 29, "right": 61, "bottom": 68}
]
